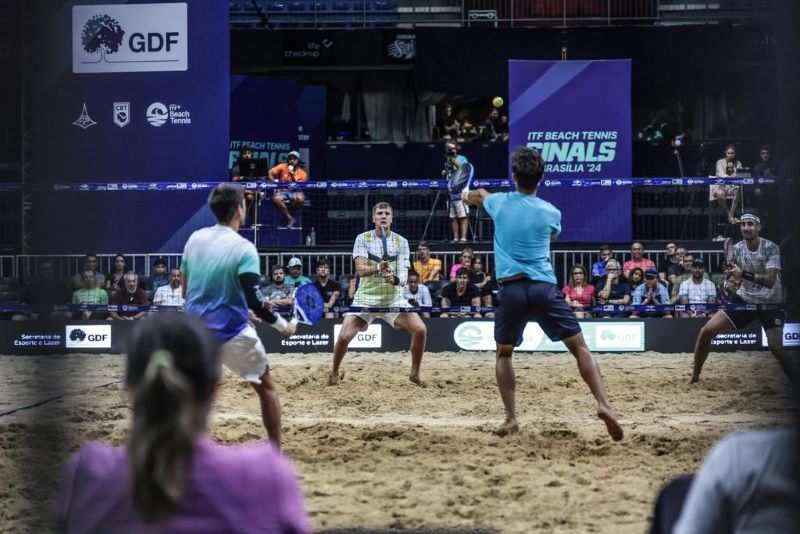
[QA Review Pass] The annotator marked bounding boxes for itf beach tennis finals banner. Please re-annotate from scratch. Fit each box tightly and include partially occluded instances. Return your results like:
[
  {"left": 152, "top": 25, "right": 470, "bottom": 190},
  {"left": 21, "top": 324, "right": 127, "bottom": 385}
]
[
  {"left": 28, "top": 0, "right": 229, "bottom": 253},
  {"left": 509, "top": 60, "right": 632, "bottom": 242}
]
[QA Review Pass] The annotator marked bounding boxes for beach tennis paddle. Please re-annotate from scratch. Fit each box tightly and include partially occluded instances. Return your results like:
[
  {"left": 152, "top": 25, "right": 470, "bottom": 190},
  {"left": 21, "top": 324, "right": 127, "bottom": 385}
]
[
  {"left": 380, "top": 226, "right": 389, "bottom": 261},
  {"left": 447, "top": 157, "right": 475, "bottom": 198},
  {"left": 289, "top": 283, "right": 324, "bottom": 326}
]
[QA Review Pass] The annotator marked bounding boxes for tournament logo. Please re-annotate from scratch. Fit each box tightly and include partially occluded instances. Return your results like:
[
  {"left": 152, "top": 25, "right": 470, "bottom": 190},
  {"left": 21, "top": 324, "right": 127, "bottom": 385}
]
[
  {"left": 73, "top": 3, "right": 188, "bottom": 74},
  {"left": 72, "top": 102, "right": 97, "bottom": 129},
  {"left": 113, "top": 101, "right": 130, "bottom": 127},
  {"left": 386, "top": 34, "right": 415, "bottom": 60},
  {"left": 146, "top": 102, "right": 168, "bottom": 126}
]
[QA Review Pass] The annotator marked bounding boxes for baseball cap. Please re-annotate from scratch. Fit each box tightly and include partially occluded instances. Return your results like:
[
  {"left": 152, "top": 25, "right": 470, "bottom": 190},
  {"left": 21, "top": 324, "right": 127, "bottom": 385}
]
[
  {"left": 287, "top": 151, "right": 301, "bottom": 160},
  {"left": 692, "top": 258, "right": 706, "bottom": 267},
  {"left": 644, "top": 268, "right": 659, "bottom": 278},
  {"left": 287, "top": 257, "right": 302, "bottom": 268}
]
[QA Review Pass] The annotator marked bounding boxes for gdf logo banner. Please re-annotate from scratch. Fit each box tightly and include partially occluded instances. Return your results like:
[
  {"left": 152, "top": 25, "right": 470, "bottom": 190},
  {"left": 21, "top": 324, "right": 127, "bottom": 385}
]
[
  {"left": 334, "top": 324, "right": 382, "bottom": 348},
  {"left": 65, "top": 325, "right": 112, "bottom": 349},
  {"left": 72, "top": 3, "right": 188, "bottom": 73}
]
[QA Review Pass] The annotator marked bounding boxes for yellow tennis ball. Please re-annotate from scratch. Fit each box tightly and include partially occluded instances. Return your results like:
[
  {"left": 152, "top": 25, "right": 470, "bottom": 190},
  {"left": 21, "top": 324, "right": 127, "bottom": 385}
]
[{"left": 492, "top": 96, "right": 504, "bottom": 108}]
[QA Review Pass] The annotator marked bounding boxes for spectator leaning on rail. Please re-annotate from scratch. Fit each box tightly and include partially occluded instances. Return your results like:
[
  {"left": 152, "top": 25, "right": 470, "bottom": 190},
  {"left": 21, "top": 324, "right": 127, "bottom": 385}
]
[
  {"left": 72, "top": 269, "right": 109, "bottom": 320},
  {"left": 153, "top": 268, "right": 185, "bottom": 307},
  {"left": 109, "top": 272, "right": 149, "bottom": 320}
]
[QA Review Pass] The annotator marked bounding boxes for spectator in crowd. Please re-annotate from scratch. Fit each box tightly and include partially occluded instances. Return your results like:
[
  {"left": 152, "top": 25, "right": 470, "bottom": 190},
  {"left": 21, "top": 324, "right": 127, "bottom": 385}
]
[
  {"left": 591, "top": 244, "right": 614, "bottom": 283},
  {"left": 71, "top": 253, "right": 106, "bottom": 290},
  {"left": 268, "top": 151, "right": 307, "bottom": 228},
  {"left": 631, "top": 268, "right": 673, "bottom": 318},
  {"left": 677, "top": 258, "right": 717, "bottom": 317},
  {"left": 52, "top": 315, "right": 311, "bottom": 533},
  {"left": 412, "top": 241, "right": 442, "bottom": 282},
  {"left": 345, "top": 276, "right": 360, "bottom": 306},
  {"left": 483, "top": 108, "right": 504, "bottom": 142},
  {"left": 627, "top": 267, "right": 644, "bottom": 294},
  {"left": 313, "top": 259, "right": 340, "bottom": 318},
  {"left": 440, "top": 267, "right": 482, "bottom": 318},
  {"left": 481, "top": 275, "right": 499, "bottom": 319},
  {"left": 13, "top": 260, "right": 72, "bottom": 320},
  {"left": 152, "top": 268, "right": 185, "bottom": 307},
  {"left": 443, "top": 144, "right": 471, "bottom": 243},
  {"left": 622, "top": 242, "right": 656, "bottom": 278},
  {"left": 260, "top": 265, "right": 294, "bottom": 318},
  {"left": 563, "top": 264, "right": 595, "bottom": 319},
  {"left": 436, "top": 104, "right": 462, "bottom": 142},
  {"left": 110, "top": 272, "right": 149, "bottom": 320},
  {"left": 657, "top": 243, "right": 681, "bottom": 285},
  {"left": 285, "top": 257, "right": 311, "bottom": 287},
  {"left": 712, "top": 144, "right": 743, "bottom": 225},
  {"left": 106, "top": 253, "right": 128, "bottom": 291},
  {"left": 449, "top": 247, "right": 474, "bottom": 281},
  {"left": 665, "top": 245, "right": 688, "bottom": 289},
  {"left": 595, "top": 259, "right": 631, "bottom": 318},
  {"left": 670, "top": 253, "right": 712, "bottom": 302},
  {"left": 470, "top": 255, "right": 491, "bottom": 292},
  {"left": 72, "top": 270, "right": 109, "bottom": 320},
  {"left": 753, "top": 144, "right": 777, "bottom": 178},
  {"left": 401, "top": 272, "right": 432, "bottom": 318},
  {"left": 148, "top": 258, "right": 169, "bottom": 291}
]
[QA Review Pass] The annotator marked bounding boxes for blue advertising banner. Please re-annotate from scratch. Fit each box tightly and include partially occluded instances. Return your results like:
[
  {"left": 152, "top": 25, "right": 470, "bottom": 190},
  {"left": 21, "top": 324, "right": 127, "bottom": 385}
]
[
  {"left": 28, "top": 0, "right": 229, "bottom": 253},
  {"left": 509, "top": 60, "right": 632, "bottom": 242}
]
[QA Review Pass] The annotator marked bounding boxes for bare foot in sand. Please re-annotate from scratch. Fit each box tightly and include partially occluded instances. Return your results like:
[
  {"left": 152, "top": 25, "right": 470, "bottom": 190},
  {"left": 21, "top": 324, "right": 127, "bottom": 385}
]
[
  {"left": 409, "top": 374, "right": 427, "bottom": 388},
  {"left": 493, "top": 419, "right": 519, "bottom": 436},
  {"left": 597, "top": 406, "right": 623, "bottom": 441},
  {"left": 327, "top": 371, "right": 344, "bottom": 386}
]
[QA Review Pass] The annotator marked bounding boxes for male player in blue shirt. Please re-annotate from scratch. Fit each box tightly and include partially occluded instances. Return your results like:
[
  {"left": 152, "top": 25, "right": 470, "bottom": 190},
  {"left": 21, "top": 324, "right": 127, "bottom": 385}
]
[{"left": 462, "top": 147, "right": 623, "bottom": 440}]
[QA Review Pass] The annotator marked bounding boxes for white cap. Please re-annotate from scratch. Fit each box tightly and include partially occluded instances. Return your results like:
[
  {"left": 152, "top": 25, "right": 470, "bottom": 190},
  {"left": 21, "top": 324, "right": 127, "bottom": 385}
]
[{"left": 287, "top": 257, "right": 302, "bottom": 267}]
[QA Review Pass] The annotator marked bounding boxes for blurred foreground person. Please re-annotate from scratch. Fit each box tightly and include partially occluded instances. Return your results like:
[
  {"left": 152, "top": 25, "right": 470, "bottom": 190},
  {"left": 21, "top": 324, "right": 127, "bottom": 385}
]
[{"left": 52, "top": 315, "right": 310, "bottom": 533}]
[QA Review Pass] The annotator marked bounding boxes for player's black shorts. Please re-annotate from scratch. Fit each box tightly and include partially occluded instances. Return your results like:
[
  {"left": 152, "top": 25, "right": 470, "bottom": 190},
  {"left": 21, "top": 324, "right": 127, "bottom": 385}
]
[
  {"left": 494, "top": 278, "right": 581, "bottom": 346},
  {"left": 721, "top": 294, "right": 785, "bottom": 331}
]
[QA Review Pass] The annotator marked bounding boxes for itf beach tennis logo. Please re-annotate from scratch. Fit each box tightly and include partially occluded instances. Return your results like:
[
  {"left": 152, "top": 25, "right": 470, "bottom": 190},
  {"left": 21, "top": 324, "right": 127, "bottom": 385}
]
[
  {"left": 72, "top": 3, "right": 188, "bottom": 73},
  {"left": 65, "top": 325, "right": 112, "bottom": 349},
  {"left": 146, "top": 102, "right": 192, "bottom": 126}
]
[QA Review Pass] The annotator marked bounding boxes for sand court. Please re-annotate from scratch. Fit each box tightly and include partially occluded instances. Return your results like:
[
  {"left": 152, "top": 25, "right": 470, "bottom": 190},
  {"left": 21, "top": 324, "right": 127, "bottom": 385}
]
[{"left": 0, "top": 350, "right": 795, "bottom": 533}]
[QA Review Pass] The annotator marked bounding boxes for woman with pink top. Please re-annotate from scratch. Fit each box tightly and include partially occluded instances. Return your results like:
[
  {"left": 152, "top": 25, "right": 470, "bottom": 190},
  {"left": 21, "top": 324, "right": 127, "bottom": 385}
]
[
  {"left": 562, "top": 264, "right": 596, "bottom": 318},
  {"left": 52, "top": 315, "right": 310, "bottom": 533}
]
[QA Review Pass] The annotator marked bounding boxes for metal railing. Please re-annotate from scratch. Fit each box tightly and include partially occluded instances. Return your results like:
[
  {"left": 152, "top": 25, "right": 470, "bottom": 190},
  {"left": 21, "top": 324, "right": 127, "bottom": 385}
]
[
  {"left": 229, "top": 0, "right": 772, "bottom": 29},
  {"left": 7, "top": 248, "right": 726, "bottom": 286}
]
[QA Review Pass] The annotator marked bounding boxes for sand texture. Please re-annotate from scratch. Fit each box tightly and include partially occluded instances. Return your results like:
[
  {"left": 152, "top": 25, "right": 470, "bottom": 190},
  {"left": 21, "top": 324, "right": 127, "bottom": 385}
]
[{"left": 0, "top": 350, "right": 795, "bottom": 533}]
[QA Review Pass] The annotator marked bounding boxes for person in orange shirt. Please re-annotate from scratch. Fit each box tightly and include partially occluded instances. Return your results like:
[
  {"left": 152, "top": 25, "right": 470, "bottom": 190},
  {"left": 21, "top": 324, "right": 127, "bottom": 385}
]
[
  {"left": 268, "top": 151, "right": 308, "bottom": 228},
  {"left": 622, "top": 241, "right": 656, "bottom": 278}
]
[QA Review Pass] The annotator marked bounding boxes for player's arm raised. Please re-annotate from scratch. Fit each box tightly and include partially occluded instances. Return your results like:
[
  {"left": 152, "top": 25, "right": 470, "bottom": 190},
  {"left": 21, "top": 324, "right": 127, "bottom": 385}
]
[{"left": 461, "top": 188, "right": 491, "bottom": 207}]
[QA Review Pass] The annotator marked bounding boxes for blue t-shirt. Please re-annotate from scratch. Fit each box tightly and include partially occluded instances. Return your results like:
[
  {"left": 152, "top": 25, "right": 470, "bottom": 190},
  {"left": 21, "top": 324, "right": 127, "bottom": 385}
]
[
  {"left": 483, "top": 191, "right": 560, "bottom": 284},
  {"left": 631, "top": 282, "right": 670, "bottom": 305},
  {"left": 180, "top": 224, "right": 261, "bottom": 342}
]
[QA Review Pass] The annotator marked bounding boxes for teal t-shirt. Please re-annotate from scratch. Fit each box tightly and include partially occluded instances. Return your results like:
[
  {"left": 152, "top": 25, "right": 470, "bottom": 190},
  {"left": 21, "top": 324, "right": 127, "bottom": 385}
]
[
  {"left": 483, "top": 191, "right": 560, "bottom": 284},
  {"left": 181, "top": 224, "right": 261, "bottom": 342}
]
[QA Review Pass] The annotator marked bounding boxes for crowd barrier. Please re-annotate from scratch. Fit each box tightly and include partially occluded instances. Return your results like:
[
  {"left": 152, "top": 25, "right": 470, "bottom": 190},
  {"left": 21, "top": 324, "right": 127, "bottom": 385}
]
[{"left": 3, "top": 316, "right": 791, "bottom": 356}]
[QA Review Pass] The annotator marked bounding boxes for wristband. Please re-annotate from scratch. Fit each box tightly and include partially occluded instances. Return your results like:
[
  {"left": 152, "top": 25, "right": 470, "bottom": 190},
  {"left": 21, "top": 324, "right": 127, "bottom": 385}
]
[
  {"left": 391, "top": 275, "right": 400, "bottom": 286},
  {"left": 741, "top": 271, "right": 755, "bottom": 282},
  {"left": 270, "top": 315, "right": 289, "bottom": 332}
]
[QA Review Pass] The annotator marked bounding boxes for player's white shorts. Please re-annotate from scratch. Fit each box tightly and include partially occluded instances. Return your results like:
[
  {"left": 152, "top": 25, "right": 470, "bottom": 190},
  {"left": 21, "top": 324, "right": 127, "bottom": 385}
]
[
  {"left": 348, "top": 295, "right": 411, "bottom": 328},
  {"left": 219, "top": 324, "right": 269, "bottom": 384},
  {"left": 449, "top": 199, "right": 469, "bottom": 218}
]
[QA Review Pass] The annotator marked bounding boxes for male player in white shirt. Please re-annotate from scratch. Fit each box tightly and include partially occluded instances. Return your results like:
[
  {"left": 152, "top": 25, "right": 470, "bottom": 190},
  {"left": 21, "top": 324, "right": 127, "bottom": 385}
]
[{"left": 329, "top": 202, "right": 427, "bottom": 386}]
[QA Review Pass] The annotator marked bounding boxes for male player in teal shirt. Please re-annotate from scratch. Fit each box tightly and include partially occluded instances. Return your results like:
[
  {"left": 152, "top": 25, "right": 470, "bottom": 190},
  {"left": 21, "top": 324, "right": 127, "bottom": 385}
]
[{"left": 462, "top": 147, "right": 623, "bottom": 441}]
